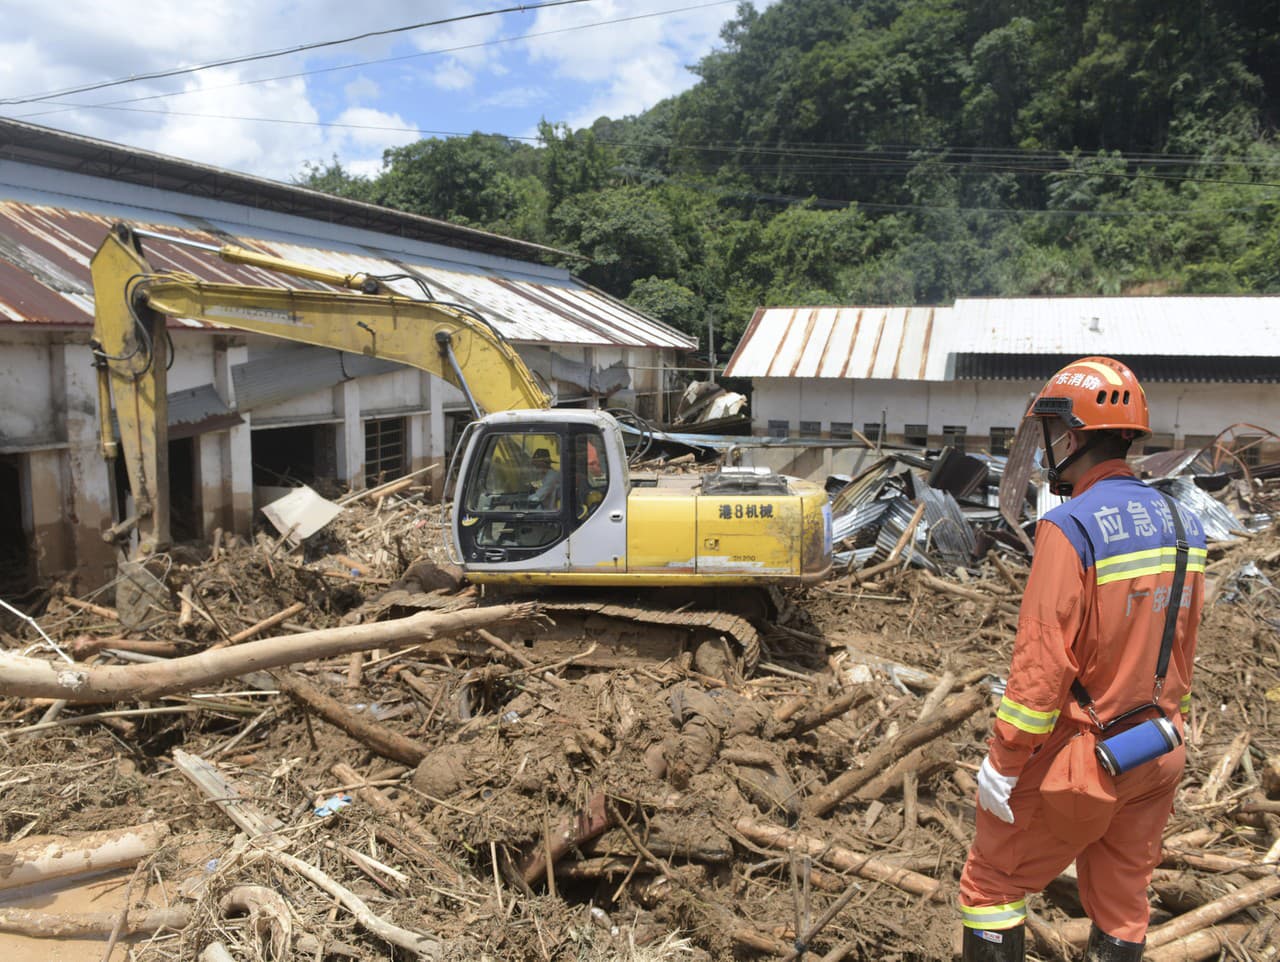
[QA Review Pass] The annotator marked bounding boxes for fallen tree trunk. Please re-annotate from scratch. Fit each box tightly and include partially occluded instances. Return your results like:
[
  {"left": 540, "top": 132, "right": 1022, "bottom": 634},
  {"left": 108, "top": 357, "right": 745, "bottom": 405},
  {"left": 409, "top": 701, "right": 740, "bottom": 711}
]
[
  {"left": 0, "top": 823, "right": 168, "bottom": 891},
  {"left": 733, "top": 817, "right": 944, "bottom": 902},
  {"left": 806, "top": 687, "right": 987, "bottom": 817},
  {"left": 0, "top": 604, "right": 533, "bottom": 703},
  {"left": 0, "top": 906, "right": 190, "bottom": 938}
]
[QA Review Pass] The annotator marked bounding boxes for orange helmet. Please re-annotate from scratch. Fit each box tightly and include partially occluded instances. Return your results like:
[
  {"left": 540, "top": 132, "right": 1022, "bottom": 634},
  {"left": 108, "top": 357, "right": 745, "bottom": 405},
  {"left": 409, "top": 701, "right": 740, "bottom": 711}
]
[{"left": 1027, "top": 356, "right": 1150, "bottom": 439}]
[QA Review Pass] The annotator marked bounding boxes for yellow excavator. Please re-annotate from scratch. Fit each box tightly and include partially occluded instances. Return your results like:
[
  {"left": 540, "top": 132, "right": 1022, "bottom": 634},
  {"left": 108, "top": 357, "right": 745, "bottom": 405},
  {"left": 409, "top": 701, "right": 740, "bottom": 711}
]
[{"left": 91, "top": 223, "right": 832, "bottom": 668}]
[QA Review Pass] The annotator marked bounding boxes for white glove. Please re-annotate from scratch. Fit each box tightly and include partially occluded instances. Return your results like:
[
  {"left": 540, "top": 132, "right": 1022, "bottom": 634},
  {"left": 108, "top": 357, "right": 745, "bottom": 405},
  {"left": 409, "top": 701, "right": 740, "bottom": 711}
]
[{"left": 977, "top": 756, "right": 1017, "bottom": 824}]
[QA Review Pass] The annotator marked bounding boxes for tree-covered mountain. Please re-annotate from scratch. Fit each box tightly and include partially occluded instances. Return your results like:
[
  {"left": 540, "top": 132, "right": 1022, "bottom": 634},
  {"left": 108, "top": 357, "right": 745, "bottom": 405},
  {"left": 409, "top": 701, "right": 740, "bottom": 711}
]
[{"left": 299, "top": 0, "right": 1280, "bottom": 355}]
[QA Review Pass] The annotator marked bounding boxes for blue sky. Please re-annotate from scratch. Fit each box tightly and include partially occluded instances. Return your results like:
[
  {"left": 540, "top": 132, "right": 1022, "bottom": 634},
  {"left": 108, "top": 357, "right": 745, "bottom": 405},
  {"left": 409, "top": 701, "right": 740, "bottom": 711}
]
[{"left": 0, "top": 0, "right": 771, "bottom": 182}]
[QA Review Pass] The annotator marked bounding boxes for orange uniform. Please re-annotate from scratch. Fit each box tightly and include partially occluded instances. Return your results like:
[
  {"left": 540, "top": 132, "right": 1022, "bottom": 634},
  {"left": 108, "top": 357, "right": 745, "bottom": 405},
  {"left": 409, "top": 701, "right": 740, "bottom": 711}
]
[{"left": 960, "top": 460, "right": 1206, "bottom": 941}]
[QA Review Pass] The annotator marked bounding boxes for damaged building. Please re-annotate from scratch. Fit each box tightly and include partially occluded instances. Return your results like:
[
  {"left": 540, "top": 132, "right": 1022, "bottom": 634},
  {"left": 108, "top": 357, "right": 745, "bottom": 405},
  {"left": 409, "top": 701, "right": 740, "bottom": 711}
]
[
  {"left": 726, "top": 300, "right": 1280, "bottom": 465},
  {"left": 0, "top": 118, "right": 696, "bottom": 594}
]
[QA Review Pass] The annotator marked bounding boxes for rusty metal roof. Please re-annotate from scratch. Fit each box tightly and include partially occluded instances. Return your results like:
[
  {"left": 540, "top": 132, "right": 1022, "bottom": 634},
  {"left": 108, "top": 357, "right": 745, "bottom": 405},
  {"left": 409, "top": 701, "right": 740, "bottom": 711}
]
[
  {"left": 0, "top": 116, "right": 563, "bottom": 263},
  {"left": 0, "top": 201, "right": 695, "bottom": 350},
  {"left": 722, "top": 306, "right": 950, "bottom": 380}
]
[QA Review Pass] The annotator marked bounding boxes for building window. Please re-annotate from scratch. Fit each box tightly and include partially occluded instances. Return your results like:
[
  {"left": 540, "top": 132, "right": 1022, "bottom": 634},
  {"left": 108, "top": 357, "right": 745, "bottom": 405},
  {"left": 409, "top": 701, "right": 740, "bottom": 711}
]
[
  {"left": 904, "top": 423, "right": 928, "bottom": 447},
  {"left": 942, "top": 425, "right": 967, "bottom": 452},
  {"left": 799, "top": 420, "right": 821, "bottom": 438},
  {"left": 989, "top": 427, "right": 1015, "bottom": 456},
  {"left": 365, "top": 416, "right": 406, "bottom": 485},
  {"left": 767, "top": 420, "right": 789, "bottom": 438},
  {"left": 862, "top": 422, "right": 881, "bottom": 442},
  {"left": 830, "top": 422, "right": 854, "bottom": 440}
]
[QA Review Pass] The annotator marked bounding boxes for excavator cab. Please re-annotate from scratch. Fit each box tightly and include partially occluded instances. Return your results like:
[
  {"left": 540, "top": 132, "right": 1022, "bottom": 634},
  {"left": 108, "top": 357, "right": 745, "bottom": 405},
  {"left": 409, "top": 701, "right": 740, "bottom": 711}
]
[{"left": 452, "top": 409, "right": 629, "bottom": 576}]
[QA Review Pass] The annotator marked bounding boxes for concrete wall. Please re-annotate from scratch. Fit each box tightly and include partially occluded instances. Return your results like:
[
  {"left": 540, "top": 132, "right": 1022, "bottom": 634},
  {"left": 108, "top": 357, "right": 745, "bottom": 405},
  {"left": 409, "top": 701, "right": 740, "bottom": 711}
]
[
  {"left": 0, "top": 328, "right": 678, "bottom": 589},
  {"left": 751, "top": 377, "right": 1280, "bottom": 451}
]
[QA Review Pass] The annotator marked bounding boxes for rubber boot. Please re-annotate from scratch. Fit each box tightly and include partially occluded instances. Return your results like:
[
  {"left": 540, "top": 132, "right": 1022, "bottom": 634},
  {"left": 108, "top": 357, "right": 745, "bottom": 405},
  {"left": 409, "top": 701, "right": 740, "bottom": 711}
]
[
  {"left": 962, "top": 925, "right": 1025, "bottom": 961},
  {"left": 1083, "top": 924, "right": 1144, "bottom": 961}
]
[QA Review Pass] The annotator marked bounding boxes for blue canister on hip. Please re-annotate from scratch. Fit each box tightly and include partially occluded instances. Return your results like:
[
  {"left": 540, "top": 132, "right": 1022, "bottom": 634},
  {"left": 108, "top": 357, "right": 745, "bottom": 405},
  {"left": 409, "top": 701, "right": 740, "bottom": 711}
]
[{"left": 1095, "top": 716, "right": 1182, "bottom": 776}]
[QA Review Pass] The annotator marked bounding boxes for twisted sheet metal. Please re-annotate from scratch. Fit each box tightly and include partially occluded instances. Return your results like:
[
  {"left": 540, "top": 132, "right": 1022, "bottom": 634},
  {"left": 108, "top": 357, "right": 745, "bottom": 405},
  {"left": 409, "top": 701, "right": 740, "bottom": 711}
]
[
  {"left": 914, "top": 483, "right": 978, "bottom": 566},
  {"left": 1153, "top": 477, "right": 1242, "bottom": 543}
]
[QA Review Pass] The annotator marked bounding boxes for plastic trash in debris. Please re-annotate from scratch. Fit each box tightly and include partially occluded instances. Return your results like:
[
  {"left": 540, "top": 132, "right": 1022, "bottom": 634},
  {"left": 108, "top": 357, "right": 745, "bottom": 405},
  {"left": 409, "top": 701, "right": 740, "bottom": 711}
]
[{"left": 313, "top": 794, "right": 353, "bottom": 817}]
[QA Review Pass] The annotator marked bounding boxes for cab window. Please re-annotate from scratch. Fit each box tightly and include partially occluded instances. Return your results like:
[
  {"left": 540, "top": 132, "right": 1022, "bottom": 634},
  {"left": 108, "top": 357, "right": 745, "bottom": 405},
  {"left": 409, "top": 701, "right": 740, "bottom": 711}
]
[
  {"left": 573, "top": 432, "right": 609, "bottom": 528},
  {"left": 465, "top": 432, "right": 562, "bottom": 513}
]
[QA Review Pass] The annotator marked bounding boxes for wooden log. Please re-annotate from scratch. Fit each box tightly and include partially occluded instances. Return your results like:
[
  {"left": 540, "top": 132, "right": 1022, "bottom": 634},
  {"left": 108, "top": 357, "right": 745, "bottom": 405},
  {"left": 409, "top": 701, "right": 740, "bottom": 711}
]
[
  {"left": 733, "top": 817, "right": 944, "bottom": 901},
  {"left": 519, "top": 792, "right": 612, "bottom": 885},
  {"left": 805, "top": 687, "right": 986, "bottom": 816},
  {"left": 0, "top": 906, "right": 190, "bottom": 939},
  {"left": 1145, "top": 875, "right": 1280, "bottom": 948},
  {"left": 69, "top": 637, "right": 189, "bottom": 659},
  {"left": 269, "top": 849, "right": 443, "bottom": 959},
  {"left": 275, "top": 671, "right": 429, "bottom": 767},
  {"left": 0, "top": 603, "right": 534, "bottom": 703},
  {"left": 62, "top": 596, "right": 119, "bottom": 620},
  {"left": 1144, "top": 924, "right": 1253, "bottom": 962},
  {"left": 1161, "top": 846, "right": 1275, "bottom": 878},
  {"left": 331, "top": 763, "right": 436, "bottom": 845},
  {"left": 853, "top": 738, "right": 955, "bottom": 802},
  {"left": 1199, "top": 731, "right": 1250, "bottom": 802},
  {"left": 210, "top": 601, "right": 307, "bottom": 649},
  {"left": 0, "top": 822, "right": 168, "bottom": 891},
  {"left": 774, "top": 687, "right": 873, "bottom": 739}
]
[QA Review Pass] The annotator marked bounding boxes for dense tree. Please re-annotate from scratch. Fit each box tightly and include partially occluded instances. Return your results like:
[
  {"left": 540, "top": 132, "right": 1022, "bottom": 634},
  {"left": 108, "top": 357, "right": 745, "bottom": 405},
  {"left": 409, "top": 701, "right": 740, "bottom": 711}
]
[{"left": 298, "top": 0, "right": 1280, "bottom": 362}]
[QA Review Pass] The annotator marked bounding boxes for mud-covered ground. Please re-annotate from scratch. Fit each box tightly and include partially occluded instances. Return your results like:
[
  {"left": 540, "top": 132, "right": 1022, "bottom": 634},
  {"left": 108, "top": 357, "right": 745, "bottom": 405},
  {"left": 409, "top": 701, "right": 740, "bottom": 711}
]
[{"left": 2, "top": 477, "right": 1278, "bottom": 961}]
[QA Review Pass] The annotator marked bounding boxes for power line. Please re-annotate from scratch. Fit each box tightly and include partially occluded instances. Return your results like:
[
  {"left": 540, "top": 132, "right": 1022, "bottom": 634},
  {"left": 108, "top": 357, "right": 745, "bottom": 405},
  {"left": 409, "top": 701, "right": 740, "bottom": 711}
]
[
  {"left": 23, "top": 94, "right": 1280, "bottom": 194},
  {"left": 0, "top": 0, "right": 594, "bottom": 106},
  {"left": 13, "top": 0, "right": 737, "bottom": 122}
]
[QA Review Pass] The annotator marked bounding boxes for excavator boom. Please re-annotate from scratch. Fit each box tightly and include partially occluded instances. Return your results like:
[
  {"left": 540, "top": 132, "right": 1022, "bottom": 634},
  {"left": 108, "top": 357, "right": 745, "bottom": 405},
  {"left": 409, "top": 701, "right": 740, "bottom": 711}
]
[{"left": 91, "top": 222, "right": 549, "bottom": 551}]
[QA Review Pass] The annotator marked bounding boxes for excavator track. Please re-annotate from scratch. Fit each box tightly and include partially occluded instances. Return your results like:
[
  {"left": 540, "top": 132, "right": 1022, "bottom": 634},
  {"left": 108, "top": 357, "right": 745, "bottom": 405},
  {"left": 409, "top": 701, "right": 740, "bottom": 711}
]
[{"left": 363, "top": 581, "right": 766, "bottom": 678}]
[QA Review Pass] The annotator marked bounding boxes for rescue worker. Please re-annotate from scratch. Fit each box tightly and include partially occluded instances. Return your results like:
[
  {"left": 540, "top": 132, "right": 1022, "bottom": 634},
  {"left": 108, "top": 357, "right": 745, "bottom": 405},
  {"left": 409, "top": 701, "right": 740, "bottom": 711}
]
[
  {"left": 528, "top": 448, "right": 560, "bottom": 509},
  {"left": 959, "top": 357, "right": 1207, "bottom": 961}
]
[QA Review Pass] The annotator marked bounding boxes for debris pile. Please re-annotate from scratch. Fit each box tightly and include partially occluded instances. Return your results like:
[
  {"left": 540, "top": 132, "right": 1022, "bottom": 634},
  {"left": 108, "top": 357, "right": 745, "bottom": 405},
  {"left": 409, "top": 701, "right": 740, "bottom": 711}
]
[{"left": 0, "top": 442, "right": 1278, "bottom": 961}]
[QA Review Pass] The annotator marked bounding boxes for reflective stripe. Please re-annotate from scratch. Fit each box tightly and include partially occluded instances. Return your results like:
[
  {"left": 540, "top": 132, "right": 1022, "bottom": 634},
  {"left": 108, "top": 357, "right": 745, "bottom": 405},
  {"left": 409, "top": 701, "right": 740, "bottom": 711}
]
[
  {"left": 996, "top": 696, "right": 1059, "bottom": 735},
  {"left": 1179, "top": 693, "right": 1191, "bottom": 713},
  {"left": 960, "top": 900, "right": 1027, "bottom": 930},
  {"left": 1095, "top": 546, "right": 1206, "bottom": 586}
]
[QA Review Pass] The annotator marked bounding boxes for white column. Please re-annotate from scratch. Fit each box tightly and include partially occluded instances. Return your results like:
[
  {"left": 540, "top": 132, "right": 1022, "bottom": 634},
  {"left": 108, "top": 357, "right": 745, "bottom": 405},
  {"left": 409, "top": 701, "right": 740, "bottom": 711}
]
[
  {"left": 60, "top": 341, "right": 117, "bottom": 586},
  {"left": 214, "top": 342, "right": 254, "bottom": 536},
  {"left": 424, "top": 373, "right": 446, "bottom": 501},
  {"left": 334, "top": 379, "right": 363, "bottom": 490}
]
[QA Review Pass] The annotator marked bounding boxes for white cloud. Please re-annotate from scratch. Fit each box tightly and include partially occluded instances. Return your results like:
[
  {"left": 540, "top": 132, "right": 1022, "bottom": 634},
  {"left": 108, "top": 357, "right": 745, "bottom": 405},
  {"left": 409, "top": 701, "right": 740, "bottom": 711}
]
[
  {"left": 343, "top": 76, "right": 381, "bottom": 105},
  {"left": 0, "top": 0, "right": 773, "bottom": 177},
  {"left": 431, "top": 60, "right": 476, "bottom": 92}
]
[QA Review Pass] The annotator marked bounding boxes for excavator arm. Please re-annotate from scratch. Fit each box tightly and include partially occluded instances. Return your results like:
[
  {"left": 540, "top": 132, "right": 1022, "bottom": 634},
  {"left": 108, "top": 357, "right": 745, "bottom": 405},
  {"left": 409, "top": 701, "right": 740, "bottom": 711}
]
[{"left": 91, "top": 222, "right": 550, "bottom": 552}]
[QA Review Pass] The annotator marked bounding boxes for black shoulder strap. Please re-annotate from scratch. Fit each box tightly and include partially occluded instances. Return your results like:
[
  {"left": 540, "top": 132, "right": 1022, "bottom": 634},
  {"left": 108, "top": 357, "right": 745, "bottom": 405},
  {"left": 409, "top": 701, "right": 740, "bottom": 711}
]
[
  {"left": 1071, "top": 488, "right": 1191, "bottom": 722},
  {"left": 1153, "top": 490, "right": 1190, "bottom": 687}
]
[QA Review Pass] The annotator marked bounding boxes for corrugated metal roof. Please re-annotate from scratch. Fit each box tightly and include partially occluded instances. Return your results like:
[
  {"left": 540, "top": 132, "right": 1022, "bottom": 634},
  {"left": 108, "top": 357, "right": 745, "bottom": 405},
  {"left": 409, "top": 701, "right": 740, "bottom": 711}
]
[
  {"left": 723, "top": 306, "right": 949, "bottom": 379},
  {"left": 0, "top": 201, "right": 695, "bottom": 350},
  {"left": 726, "top": 296, "right": 1280, "bottom": 382},
  {"left": 0, "top": 116, "right": 565, "bottom": 263},
  {"left": 952, "top": 296, "right": 1280, "bottom": 356}
]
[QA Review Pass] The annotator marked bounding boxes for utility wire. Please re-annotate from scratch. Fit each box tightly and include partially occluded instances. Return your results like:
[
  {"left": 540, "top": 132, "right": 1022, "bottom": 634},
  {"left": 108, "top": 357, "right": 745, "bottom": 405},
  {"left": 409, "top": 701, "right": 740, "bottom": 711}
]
[
  {"left": 22, "top": 95, "right": 1280, "bottom": 193},
  {"left": 0, "top": 0, "right": 594, "bottom": 106},
  {"left": 13, "top": 0, "right": 736, "bottom": 122}
]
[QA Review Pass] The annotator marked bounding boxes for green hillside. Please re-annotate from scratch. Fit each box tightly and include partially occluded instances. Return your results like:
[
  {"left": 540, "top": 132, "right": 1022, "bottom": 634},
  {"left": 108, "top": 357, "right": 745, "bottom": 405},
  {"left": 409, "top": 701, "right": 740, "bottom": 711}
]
[{"left": 299, "top": 0, "right": 1280, "bottom": 355}]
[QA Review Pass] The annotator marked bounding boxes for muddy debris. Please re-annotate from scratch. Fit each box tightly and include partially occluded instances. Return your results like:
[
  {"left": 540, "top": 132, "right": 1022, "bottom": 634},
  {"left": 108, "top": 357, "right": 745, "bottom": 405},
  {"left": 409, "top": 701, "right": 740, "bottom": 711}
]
[{"left": 0, "top": 459, "right": 1278, "bottom": 961}]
